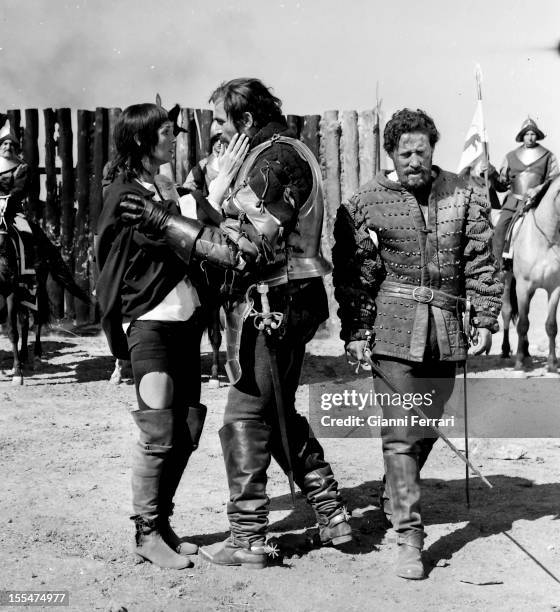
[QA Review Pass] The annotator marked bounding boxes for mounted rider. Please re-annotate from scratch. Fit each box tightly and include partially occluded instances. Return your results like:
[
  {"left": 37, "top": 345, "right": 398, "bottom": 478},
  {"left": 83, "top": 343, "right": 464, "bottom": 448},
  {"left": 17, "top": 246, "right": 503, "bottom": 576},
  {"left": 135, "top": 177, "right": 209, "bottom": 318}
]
[
  {"left": 490, "top": 117, "right": 559, "bottom": 268},
  {"left": 0, "top": 123, "right": 36, "bottom": 276}
]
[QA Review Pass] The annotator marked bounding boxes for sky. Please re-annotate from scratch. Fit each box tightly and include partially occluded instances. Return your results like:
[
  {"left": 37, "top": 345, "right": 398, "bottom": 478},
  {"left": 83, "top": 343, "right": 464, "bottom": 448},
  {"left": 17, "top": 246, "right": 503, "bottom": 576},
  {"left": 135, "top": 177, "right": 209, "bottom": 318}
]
[{"left": 0, "top": 0, "right": 559, "bottom": 170}]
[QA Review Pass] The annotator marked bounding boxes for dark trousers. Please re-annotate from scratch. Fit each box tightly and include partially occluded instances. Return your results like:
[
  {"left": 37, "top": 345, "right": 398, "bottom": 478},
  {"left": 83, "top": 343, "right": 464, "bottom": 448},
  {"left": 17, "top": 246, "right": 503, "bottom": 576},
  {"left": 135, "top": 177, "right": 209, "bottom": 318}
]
[
  {"left": 493, "top": 207, "right": 516, "bottom": 266},
  {"left": 221, "top": 280, "right": 343, "bottom": 545},
  {"left": 127, "top": 317, "right": 204, "bottom": 518},
  {"left": 374, "top": 316, "right": 457, "bottom": 543}
]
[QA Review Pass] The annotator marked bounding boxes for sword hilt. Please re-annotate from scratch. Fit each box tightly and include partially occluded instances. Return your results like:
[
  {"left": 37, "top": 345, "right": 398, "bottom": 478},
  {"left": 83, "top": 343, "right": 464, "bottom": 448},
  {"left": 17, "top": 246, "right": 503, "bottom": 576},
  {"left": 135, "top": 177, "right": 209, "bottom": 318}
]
[{"left": 254, "top": 282, "right": 283, "bottom": 332}]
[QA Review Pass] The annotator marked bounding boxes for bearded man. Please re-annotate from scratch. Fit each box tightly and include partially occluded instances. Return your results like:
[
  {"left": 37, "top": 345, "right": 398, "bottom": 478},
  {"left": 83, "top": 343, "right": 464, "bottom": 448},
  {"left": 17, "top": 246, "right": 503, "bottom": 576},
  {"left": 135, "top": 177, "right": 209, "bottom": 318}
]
[{"left": 333, "top": 108, "right": 502, "bottom": 579}]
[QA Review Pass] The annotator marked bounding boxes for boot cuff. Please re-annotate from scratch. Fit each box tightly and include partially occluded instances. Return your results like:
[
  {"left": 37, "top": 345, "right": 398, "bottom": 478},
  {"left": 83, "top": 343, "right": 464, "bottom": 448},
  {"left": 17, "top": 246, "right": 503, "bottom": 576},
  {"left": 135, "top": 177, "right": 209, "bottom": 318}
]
[{"left": 397, "top": 530, "right": 425, "bottom": 549}]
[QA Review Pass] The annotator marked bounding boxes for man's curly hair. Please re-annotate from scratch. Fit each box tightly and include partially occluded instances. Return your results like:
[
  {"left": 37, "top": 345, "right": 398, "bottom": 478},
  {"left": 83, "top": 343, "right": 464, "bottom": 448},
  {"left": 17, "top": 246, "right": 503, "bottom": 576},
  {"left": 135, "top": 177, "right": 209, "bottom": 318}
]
[{"left": 383, "top": 108, "right": 440, "bottom": 155}]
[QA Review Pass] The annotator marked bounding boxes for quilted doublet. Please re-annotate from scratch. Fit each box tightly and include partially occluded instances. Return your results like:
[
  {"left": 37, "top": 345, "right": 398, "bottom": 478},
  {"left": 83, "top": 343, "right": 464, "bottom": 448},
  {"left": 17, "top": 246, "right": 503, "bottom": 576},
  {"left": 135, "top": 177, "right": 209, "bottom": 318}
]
[{"left": 333, "top": 169, "right": 502, "bottom": 358}]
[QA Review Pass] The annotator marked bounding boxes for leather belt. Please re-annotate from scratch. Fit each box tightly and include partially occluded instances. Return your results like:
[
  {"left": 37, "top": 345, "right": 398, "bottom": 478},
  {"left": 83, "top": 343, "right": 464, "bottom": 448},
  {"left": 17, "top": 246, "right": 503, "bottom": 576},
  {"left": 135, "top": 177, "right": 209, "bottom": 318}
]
[{"left": 378, "top": 280, "right": 467, "bottom": 313}]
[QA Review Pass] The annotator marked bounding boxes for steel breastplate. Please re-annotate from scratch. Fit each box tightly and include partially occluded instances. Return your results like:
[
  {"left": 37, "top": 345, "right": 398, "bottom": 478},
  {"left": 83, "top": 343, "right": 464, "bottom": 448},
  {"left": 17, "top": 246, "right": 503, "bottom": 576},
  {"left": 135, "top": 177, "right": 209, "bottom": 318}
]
[
  {"left": 512, "top": 170, "right": 542, "bottom": 197},
  {"left": 230, "top": 135, "right": 331, "bottom": 287}
]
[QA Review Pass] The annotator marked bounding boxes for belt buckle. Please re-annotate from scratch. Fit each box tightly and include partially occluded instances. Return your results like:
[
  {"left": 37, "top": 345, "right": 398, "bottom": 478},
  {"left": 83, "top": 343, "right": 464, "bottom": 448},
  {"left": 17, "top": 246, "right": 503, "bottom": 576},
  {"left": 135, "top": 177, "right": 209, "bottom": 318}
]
[{"left": 412, "top": 286, "right": 434, "bottom": 304}]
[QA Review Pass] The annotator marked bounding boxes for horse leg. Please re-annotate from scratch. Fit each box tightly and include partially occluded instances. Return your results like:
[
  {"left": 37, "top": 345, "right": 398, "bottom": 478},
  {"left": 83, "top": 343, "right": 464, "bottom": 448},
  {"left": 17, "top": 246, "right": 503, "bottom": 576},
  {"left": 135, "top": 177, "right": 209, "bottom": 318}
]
[
  {"left": 207, "top": 304, "right": 222, "bottom": 389},
  {"left": 545, "top": 287, "right": 560, "bottom": 373},
  {"left": 18, "top": 307, "right": 29, "bottom": 367},
  {"left": 33, "top": 320, "right": 43, "bottom": 368},
  {"left": 501, "top": 271, "right": 512, "bottom": 358},
  {"left": 6, "top": 294, "right": 23, "bottom": 385},
  {"left": 514, "top": 283, "right": 534, "bottom": 370},
  {"left": 109, "top": 358, "right": 123, "bottom": 385}
]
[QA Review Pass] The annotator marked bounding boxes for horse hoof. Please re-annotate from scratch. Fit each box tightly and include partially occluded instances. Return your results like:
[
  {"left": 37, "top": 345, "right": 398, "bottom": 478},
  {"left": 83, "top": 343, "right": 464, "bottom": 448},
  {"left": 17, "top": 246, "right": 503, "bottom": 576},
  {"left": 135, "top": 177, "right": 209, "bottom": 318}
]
[
  {"left": 514, "top": 363, "right": 525, "bottom": 371},
  {"left": 501, "top": 351, "right": 510, "bottom": 359},
  {"left": 207, "top": 378, "right": 220, "bottom": 389},
  {"left": 11, "top": 376, "right": 23, "bottom": 385},
  {"left": 109, "top": 374, "right": 122, "bottom": 385}
]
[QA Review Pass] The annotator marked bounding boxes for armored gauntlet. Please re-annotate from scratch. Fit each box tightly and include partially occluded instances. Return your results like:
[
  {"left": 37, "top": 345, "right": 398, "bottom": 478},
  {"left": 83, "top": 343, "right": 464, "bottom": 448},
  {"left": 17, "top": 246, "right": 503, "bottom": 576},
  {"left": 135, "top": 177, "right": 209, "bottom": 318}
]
[{"left": 119, "top": 194, "right": 244, "bottom": 269}]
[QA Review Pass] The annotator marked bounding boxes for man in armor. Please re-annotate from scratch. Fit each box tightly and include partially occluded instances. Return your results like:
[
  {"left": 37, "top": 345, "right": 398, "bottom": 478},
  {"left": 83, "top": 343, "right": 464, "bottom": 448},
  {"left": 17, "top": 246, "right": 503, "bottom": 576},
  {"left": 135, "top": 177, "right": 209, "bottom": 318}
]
[
  {"left": 333, "top": 109, "right": 502, "bottom": 579},
  {"left": 118, "top": 78, "right": 352, "bottom": 569},
  {"left": 491, "top": 117, "right": 559, "bottom": 268}
]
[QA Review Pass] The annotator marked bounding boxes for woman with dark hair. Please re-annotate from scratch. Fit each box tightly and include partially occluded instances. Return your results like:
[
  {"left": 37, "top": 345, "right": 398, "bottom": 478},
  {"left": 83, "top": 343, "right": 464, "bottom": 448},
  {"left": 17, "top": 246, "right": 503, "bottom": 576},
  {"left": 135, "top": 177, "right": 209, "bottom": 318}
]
[{"left": 96, "top": 103, "right": 248, "bottom": 569}]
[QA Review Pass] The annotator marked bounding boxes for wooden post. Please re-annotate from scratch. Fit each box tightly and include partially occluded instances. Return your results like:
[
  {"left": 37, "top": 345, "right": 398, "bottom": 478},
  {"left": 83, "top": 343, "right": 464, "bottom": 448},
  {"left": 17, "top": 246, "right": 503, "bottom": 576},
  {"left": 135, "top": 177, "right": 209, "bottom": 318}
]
[
  {"left": 340, "top": 111, "right": 359, "bottom": 202},
  {"left": 89, "top": 107, "right": 107, "bottom": 322},
  {"left": 358, "top": 109, "right": 375, "bottom": 185},
  {"left": 286, "top": 115, "right": 302, "bottom": 139},
  {"left": 90, "top": 108, "right": 107, "bottom": 235},
  {"left": 175, "top": 107, "right": 193, "bottom": 186},
  {"left": 320, "top": 110, "right": 341, "bottom": 333},
  {"left": 43, "top": 109, "right": 64, "bottom": 318},
  {"left": 43, "top": 109, "right": 59, "bottom": 240},
  {"left": 56, "top": 108, "right": 75, "bottom": 320},
  {"left": 373, "top": 109, "right": 381, "bottom": 174},
  {"left": 194, "top": 109, "right": 213, "bottom": 163},
  {"left": 6, "top": 110, "right": 21, "bottom": 146},
  {"left": 107, "top": 108, "right": 122, "bottom": 163},
  {"left": 301, "top": 114, "right": 321, "bottom": 162},
  {"left": 23, "top": 109, "right": 40, "bottom": 222},
  {"left": 74, "top": 110, "right": 93, "bottom": 325}
]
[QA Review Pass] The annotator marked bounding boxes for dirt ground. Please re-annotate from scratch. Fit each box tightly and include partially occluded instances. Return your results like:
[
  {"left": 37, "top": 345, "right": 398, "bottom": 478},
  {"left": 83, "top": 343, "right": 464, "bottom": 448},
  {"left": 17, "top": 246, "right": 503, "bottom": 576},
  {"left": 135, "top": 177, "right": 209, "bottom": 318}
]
[{"left": 1, "top": 290, "right": 560, "bottom": 612}]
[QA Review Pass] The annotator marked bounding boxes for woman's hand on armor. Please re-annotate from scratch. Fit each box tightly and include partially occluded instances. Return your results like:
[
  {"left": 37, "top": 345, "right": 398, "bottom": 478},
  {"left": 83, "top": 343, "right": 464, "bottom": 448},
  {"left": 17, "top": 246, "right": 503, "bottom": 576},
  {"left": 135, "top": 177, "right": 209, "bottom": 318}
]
[{"left": 119, "top": 194, "right": 170, "bottom": 232}]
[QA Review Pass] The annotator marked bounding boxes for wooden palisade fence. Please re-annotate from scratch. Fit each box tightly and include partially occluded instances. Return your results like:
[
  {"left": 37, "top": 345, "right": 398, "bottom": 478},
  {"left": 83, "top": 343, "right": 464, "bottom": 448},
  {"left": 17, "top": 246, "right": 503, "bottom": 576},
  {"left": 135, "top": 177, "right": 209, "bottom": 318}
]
[{"left": 2, "top": 107, "right": 382, "bottom": 329}]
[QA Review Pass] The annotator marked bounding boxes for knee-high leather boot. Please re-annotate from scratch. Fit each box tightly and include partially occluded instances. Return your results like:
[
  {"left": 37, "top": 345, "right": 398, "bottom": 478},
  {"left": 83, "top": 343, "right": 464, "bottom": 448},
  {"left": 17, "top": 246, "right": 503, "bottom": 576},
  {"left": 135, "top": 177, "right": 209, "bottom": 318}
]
[
  {"left": 380, "top": 436, "right": 437, "bottom": 527},
  {"left": 158, "top": 404, "right": 207, "bottom": 556},
  {"left": 383, "top": 449, "right": 425, "bottom": 580},
  {"left": 131, "top": 409, "right": 192, "bottom": 569},
  {"left": 199, "top": 421, "right": 271, "bottom": 569},
  {"left": 269, "top": 414, "right": 352, "bottom": 546}
]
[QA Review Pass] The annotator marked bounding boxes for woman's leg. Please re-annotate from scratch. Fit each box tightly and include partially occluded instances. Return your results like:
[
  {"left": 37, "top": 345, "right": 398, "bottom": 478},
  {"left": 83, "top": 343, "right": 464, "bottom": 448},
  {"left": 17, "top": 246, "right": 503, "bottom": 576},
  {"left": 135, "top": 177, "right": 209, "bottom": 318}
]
[
  {"left": 156, "top": 317, "right": 205, "bottom": 555},
  {"left": 127, "top": 321, "right": 193, "bottom": 569}
]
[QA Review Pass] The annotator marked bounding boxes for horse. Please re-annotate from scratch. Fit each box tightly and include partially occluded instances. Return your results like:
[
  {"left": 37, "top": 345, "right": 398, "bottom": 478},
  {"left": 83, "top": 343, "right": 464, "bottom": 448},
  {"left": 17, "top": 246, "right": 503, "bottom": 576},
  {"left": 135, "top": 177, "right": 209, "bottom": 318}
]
[
  {"left": 501, "top": 176, "right": 560, "bottom": 371},
  {"left": 0, "top": 196, "right": 90, "bottom": 384}
]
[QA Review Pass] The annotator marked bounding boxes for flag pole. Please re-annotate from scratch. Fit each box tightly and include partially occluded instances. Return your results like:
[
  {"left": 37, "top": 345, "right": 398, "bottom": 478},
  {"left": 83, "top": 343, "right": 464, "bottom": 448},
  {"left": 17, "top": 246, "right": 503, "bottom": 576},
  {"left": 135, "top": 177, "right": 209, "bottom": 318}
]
[
  {"left": 475, "top": 64, "right": 491, "bottom": 201},
  {"left": 373, "top": 82, "right": 381, "bottom": 174}
]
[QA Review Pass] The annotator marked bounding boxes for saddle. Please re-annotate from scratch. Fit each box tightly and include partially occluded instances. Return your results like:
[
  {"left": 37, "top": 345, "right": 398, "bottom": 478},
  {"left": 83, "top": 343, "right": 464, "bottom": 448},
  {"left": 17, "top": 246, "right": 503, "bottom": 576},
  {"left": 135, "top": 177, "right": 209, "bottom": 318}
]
[
  {"left": 502, "top": 196, "right": 537, "bottom": 261},
  {"left": 10, "top": 214, "right": 36, "bottom": 276}
]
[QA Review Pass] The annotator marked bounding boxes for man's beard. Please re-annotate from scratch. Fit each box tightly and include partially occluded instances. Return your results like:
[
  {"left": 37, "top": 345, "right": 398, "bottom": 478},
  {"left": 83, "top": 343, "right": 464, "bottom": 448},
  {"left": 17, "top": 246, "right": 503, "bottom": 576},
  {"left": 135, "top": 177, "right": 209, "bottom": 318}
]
[{"left": 402, "top": 171, "right": 431, "bottom": 191}]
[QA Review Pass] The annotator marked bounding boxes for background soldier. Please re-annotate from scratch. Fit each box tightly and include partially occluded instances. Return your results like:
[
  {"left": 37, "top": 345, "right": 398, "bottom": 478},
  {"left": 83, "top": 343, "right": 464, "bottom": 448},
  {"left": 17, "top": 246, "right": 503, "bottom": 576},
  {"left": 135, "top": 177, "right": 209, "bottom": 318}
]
[
  {"left": 490, "top": 117, "right": 559, "bottom": 267},
  {"left": 333, "top": 108, "right": 502, "bottom": 579}
]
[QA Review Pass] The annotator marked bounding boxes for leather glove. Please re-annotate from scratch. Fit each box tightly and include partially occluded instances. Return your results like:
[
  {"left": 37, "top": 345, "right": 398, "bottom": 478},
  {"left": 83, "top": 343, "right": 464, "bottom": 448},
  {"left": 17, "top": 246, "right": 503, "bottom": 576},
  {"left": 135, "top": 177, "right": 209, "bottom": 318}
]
[
  {"left": 345, "top": 338, "right": 374, "bottom": 373},
  {"left": 470, "top": 327, "right": 492, "bottom": 356},
  {"left": 219, "top": 218, "right": 259, "bottom": 261},
  {"left": 119, "top": 193, "right": 171, "bottom": 233}
]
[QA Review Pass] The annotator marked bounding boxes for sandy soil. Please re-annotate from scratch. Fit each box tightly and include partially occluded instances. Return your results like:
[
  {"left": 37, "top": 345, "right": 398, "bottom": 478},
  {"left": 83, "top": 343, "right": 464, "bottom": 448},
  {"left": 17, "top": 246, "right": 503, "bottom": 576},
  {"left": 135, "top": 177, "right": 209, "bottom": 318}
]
[{"left": 1, "top": 290, "right": 560, "bottom": 612}]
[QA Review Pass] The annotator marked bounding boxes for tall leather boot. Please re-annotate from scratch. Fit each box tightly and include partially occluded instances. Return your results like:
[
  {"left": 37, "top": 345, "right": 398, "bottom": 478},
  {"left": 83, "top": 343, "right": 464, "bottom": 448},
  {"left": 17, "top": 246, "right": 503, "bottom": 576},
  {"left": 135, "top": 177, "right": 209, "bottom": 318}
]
[
  {"left": 269, "top": 416, "right": 352, "bottom": 547},
  {"left": 199, "top": 421, "right": 272, "bottom": 569},
  {"left": 384, "top": 450, "right": 425, "bottom": 580},
  {"left": 158, "top": 404, "right": 208, "bottom": 556},
  {"left": 131, "top": 409, "right": 192, "bottom": 569},
  {"left": 380, "top": 437, "right": 436, "bottom": 528}
]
